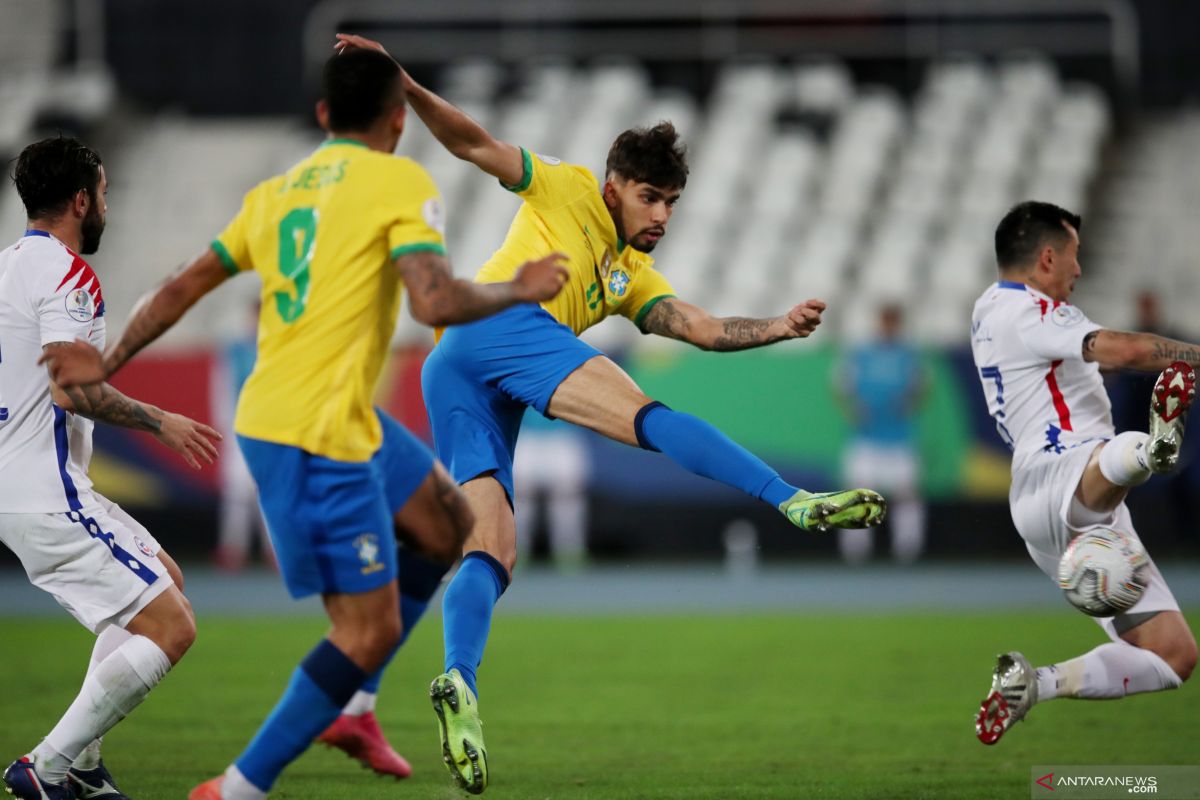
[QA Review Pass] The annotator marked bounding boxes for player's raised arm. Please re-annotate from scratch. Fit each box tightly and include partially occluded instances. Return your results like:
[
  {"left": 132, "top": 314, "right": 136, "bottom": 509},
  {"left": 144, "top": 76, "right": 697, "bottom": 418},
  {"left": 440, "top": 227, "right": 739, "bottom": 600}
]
[
  {"left": 397, "top": 250, "right": 568, "bottom": 326},
  {"left": 334, "top": 33, "right": 525, "bottom": 185},
  {"left": 638, "top": 296, "right": 826, "bottom": 352},
  {"left": 1083, "top": 329, "right": 1200, "bottom": 372}
]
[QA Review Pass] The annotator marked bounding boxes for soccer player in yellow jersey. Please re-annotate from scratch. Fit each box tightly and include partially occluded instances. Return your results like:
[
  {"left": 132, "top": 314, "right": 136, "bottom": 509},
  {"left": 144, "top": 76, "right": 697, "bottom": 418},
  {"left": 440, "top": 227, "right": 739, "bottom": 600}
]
[
  {"left": 334, "top": 34, "right": 887, "bottom": 794},
  {"left": 43, "top": 49, "right": 567, "bottom": 800}
]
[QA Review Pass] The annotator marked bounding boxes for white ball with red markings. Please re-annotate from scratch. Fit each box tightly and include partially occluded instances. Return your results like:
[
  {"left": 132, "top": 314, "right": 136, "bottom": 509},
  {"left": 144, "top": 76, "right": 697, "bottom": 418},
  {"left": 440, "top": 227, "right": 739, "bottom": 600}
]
[{"left": 1057, "top": 528, "right": 1150, "bottom": 617}]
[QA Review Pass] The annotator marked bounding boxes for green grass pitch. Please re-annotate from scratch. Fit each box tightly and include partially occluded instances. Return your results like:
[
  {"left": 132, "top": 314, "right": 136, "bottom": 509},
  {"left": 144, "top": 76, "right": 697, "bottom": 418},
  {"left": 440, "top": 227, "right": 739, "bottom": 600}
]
[{"left": 1, "top": 612, "right": 1196, "bottom": 799}]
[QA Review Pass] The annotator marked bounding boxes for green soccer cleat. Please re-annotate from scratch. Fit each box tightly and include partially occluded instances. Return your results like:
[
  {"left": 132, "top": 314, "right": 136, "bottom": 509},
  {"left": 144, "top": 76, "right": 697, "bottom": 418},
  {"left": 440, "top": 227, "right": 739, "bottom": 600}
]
[
  {"left": 431, "top": 669, "right": 488, "bottom": 794},
  {"left": 780, "top": 489, "right": 887, "bottom": 532}
]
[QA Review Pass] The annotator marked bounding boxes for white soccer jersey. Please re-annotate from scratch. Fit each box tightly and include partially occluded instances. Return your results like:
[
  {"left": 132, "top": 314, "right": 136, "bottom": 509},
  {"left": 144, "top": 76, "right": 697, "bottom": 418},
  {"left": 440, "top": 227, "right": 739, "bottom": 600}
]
[
  {"left": 0, "top": 231, "right": 106, "bottom": 512},
  {"left": 970, "top": 280, "right": 1110, "bottom": 463}
]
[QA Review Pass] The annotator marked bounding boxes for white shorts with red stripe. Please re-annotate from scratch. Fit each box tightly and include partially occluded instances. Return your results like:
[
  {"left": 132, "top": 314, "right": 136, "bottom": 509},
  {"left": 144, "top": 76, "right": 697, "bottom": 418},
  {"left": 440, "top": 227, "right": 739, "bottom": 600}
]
[{"left": 1009, "top": 441, "right": 1181, "bottom": 640}]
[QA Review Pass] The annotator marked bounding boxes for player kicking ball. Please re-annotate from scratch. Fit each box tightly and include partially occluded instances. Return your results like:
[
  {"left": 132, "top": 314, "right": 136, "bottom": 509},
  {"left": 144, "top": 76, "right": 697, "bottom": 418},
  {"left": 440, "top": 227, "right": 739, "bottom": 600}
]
[
  {"left": 1, "top": 138, "right": 219, "bottom": 799},
  {"left": 969, "top": 201, "right": 1197, "bottom": 744},
  {"left": 335, "top": 33, "right": 886, "bottom": 794}
]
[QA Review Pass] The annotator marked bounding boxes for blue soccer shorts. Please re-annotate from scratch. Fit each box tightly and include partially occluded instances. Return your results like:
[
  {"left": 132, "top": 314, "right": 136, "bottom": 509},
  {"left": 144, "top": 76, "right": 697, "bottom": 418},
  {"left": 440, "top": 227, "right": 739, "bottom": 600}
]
[
  {"left": 238, "top": 408, "right": 434, "bottom": 599},
  {"left": 420, "top": 303, "right": 601, "bottom": 501}
]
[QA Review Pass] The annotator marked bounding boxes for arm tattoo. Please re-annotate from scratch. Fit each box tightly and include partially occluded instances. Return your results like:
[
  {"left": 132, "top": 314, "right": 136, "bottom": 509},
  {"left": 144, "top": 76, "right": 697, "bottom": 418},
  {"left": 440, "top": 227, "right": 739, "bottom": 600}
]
[
  {"left": 61, "top": 383, "right": 162, "bottom": 432},
  {"left": 1151, "top": 338, "right": 1200, "bottom": 366},
  {"left": 640, "top": 298, "right": 691, "bottom": 341},
  {"left": 46, "top": 346, "right": 162, "bottom": 433},
  {"left": 711, "top": 317, "right": 783, "bottom": 351},
  {"left": 1082, "top": 330, "right": 1099, "bottom": 358}
]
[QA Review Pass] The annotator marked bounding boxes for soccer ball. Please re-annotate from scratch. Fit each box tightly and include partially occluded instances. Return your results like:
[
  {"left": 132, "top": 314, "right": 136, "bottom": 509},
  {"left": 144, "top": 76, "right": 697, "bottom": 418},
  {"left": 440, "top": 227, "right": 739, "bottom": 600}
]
[{"left": 1057, "top": 528, "right": 1150, "bottom": 617}]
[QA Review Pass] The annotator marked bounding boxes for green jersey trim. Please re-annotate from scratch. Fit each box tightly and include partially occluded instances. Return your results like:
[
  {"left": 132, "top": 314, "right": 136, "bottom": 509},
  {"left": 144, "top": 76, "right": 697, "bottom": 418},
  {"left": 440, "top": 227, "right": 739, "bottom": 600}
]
[
  {"left": 500, "top": 147, "right": 534, "bottom": 193},
  {"left": 211, "top": 240, "right": 240, "bottom": 276},
  {"left": 319, "top": 137, "right": 369, "bottom": 150},
  {"left": 634, "top": 294, "right": 675, "bottom": 330},
  {"left": 391, "top": 242, "right": 447, "bottom": 260}
]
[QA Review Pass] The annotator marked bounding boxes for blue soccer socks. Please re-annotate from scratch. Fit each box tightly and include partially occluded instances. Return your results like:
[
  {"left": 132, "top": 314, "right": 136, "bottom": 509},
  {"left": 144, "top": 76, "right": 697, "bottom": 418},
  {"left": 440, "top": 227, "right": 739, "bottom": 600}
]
[
  {"left": 634, "top": 401, "right": 799, "bottom": 508},
  {"left": 442, "top": 551, "right": 509, "bottom": 697},
  {"left": 235, "top": 639, "right": 366, "bottom": 791}
]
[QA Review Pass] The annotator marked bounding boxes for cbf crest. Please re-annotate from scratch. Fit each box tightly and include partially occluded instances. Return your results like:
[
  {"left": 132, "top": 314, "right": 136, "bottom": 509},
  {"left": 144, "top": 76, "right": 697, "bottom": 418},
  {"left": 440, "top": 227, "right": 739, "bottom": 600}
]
[
  {"left": 353, "top": 534, "right": 385, "bottom": 575},
  {"left": 607, "top": 269, "right": 630, "bottom": 299}
]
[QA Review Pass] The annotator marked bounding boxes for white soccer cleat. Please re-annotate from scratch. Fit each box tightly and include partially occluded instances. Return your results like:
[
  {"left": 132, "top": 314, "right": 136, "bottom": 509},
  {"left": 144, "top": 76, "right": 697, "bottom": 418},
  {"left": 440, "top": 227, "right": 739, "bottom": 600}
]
[
  {"left": 1147, "top": 360, "right": 1195, "bottom": 474},
  {"left": 975, "top": 651, "right": 1037, "bottom": 745}
]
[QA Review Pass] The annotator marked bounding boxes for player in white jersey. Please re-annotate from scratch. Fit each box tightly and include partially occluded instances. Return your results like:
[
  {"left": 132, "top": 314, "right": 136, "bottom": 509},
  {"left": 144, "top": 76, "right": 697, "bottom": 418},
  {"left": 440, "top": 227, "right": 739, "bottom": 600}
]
[
  {"left": 969, "top": 201, "right": 1198, "bottom": 745},
  {"left": 0, "top": 137, "right": 219, "bottom": 800}
]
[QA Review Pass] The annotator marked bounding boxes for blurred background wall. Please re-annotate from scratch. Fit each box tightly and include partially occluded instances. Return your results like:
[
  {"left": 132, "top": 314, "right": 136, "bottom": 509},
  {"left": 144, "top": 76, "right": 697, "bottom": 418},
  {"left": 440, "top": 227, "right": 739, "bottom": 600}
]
[{"left": 2, "top": 0, "right": 1198, "bottom": 567}]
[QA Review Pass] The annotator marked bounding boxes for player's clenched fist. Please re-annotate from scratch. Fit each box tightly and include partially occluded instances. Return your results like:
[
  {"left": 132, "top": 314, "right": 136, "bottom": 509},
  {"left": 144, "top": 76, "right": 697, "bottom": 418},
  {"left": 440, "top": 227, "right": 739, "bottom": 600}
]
[
  {"left": 512, "top": 252, "right": 570, "bottom": 303},
  {"left": 783, "top": 298, "right": 826, "bottom": 338}
]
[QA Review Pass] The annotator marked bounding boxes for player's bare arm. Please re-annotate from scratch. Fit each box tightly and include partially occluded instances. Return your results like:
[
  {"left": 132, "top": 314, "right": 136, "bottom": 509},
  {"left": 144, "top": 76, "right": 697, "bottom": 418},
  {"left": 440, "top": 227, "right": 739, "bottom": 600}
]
[
  {"left": 43, "top": 250, "right": 227, "bottom": 389},
  {"left": 105, "top": 248, "right": 230, "bottom": 377},
  {"left": 398, "top": 250, "right": 568, "bottom": 326},
  {"left": 333, "top": 33, "right": 524, "bottom": 185},
  {"left": 640, "top": 296, "right": 825, "bottom": 351},
  {"left": 45, "top": 344, "right": 220, "bottom": 469},
  {"left": 1083, "top": 329, "right": 1200, "bottom": 371}
]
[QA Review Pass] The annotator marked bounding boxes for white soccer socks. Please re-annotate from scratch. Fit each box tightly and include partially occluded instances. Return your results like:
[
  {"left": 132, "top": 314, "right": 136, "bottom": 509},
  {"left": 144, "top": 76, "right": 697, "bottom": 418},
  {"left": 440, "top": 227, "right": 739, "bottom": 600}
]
[
  {"left": 1098, "top": 431, "right": 1153, "bottom": 487},
  {"left": 342, "top": 689, "right": 377, "bottom": 717},
  {"left": 31, "top": 634, "right": 171, "bottom": 784},
  {"left": 1035, "top": 641, "right": 1182, "bottom": 702},
  {"left": 72, "top": 625, "right": 134, "bottom": 771},
  {"left": 221, "top": 764, "right": 268, "bottom": 800}
]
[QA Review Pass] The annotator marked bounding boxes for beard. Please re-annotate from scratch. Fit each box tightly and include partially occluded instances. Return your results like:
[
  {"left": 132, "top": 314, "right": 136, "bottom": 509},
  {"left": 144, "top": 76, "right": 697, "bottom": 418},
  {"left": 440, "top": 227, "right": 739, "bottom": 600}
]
[
  {"left": 80, "top": 206, "right": 105, "bottom": 255},
  {"left": 628, "top": 228, "right": 664, "bottom": 253}
]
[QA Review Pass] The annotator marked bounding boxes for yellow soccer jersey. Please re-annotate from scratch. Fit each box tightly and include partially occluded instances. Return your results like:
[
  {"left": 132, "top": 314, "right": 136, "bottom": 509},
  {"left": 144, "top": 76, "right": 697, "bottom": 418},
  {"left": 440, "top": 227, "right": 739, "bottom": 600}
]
[
  {"left": 212, "top": 139, "right": 445, "bottom": 462},
  {"left": 473, "top": 148, "right": 675, "bottom": 336}
]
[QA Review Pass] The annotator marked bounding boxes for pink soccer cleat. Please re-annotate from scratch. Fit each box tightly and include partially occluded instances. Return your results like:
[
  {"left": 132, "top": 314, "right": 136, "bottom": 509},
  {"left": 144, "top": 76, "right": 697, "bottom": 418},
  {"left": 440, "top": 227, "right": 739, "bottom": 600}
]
[{"left": 317, "top": 711, "right": 413, "bottom": 779}]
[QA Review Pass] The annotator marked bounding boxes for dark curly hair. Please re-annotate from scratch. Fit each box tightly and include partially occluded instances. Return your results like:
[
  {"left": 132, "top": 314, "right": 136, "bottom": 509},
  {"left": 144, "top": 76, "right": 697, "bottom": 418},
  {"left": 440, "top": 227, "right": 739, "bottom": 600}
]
[
  {"left": 605, "top": 122, "right": 689, "bottom": 190},
  {"left": 13, "top": 136, "right": 102, "bottom": 219}
]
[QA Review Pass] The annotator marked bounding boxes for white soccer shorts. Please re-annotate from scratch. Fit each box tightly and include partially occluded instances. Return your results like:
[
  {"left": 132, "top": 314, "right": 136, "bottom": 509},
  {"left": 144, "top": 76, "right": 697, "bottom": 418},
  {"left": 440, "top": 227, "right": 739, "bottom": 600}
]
[
  {"left": 1009, "top": 442, "right": 1180, "bottom": 640},
  {"left": 0, "top": 494, "right": 171, "bottom": 633}
]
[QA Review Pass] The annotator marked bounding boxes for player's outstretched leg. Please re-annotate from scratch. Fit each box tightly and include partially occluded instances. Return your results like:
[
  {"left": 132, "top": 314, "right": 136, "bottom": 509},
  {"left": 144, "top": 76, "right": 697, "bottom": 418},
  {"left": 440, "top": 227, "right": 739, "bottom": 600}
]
[
  {"left": 1147, "top": 360, "right": 1195, "bottom": 473},
  {"left": 976, "top": 621, "right": 1193, "bottom": 745},
  {"left": 546, "top": 359, "right": 888, "bottom": 533}
]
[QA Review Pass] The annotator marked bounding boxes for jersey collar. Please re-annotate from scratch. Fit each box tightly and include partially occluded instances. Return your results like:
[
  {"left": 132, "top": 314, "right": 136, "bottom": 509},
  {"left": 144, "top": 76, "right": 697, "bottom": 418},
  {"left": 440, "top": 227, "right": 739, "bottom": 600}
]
[
  {"left": 22, "top": 229, "right": 52, "bottom": 239},
  {"left": 996, "top": 280, "right": 1027, "bottom": 291},
  {"left": 319, "top": 137, "right": 369, "bottom": 150}
]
